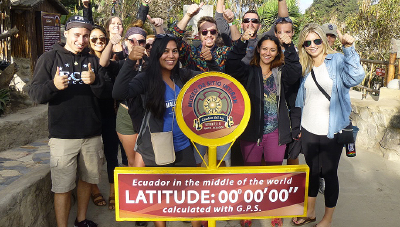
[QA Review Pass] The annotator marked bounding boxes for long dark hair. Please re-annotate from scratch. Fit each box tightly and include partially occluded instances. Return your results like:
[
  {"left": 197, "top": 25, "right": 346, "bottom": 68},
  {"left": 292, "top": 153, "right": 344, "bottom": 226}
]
[
  {"left": 250, "top": 35, "right": 284, "bottom": 69},
  {"left": 145, "top": 35, "right": 179, "bottom": 119}
]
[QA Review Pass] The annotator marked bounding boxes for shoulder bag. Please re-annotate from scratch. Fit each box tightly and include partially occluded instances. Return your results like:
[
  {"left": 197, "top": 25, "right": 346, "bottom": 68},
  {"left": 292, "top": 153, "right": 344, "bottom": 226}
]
[{"left": 311, "top": 69, "right": 354, "bottom": 144}]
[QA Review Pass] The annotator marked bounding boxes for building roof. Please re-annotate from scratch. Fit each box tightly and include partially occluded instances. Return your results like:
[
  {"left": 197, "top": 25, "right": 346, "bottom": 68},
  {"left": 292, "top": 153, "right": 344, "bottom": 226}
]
[{"left": 11, "top": 0, "right": 69, "bottom": 15}]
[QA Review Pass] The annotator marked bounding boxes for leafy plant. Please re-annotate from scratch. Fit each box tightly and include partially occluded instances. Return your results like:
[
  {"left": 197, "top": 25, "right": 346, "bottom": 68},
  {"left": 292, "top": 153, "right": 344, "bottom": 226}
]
[{"left": 0, "top": 88, "right": 10, "bottom": 115}]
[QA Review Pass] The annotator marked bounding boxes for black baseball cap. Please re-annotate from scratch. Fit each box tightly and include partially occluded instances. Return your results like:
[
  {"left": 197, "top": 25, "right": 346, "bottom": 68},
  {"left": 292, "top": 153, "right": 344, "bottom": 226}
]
[{"left": 65, "top": 15, "right": 92, "bottom": 31}]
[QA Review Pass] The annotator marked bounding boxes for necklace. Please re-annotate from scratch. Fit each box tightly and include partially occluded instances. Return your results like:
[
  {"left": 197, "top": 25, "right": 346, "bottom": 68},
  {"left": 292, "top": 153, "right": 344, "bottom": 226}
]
[{"left": 263, "top": 70, "right": 272, "bottom": 80}]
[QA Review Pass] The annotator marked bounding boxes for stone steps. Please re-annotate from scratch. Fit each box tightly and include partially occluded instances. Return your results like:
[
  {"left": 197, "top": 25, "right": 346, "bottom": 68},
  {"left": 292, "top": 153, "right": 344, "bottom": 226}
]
[{"left": 0, "top": 105, "right": 55, "bottom": 226}]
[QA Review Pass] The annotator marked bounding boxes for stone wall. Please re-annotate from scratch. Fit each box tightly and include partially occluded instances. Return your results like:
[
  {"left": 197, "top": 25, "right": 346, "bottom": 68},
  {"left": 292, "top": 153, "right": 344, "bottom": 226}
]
[
  {"left": 0, "top": 104, "right": 48, "bottom": 152},
  {"left": 0, "top": 167, "right": 56, "bottom": 227},
  {"left": 351, "top": 88, "right": 400, "bottom": 161}
]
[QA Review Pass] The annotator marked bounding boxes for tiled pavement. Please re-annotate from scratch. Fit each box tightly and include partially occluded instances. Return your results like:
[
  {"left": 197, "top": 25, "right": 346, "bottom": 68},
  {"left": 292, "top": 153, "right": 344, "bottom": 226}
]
[{"left": 0, "top": 139, "right": 50, "bottom": 191}]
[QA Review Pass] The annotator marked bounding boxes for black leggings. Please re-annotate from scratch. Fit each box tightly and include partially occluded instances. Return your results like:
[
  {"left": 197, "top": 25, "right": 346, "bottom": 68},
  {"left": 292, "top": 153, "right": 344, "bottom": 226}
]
[
  {"left": 302, "top": 128, "right": 343, "bottom": 208},
  {"left": 102, "top": 115, "right": 127, "bottom": 183}
]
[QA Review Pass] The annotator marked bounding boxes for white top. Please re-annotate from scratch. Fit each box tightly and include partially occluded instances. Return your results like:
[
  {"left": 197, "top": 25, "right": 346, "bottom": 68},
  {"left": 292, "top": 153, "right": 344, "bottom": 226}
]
[{"left": 301, "top": 63, "right": 333, "bottom": 135}]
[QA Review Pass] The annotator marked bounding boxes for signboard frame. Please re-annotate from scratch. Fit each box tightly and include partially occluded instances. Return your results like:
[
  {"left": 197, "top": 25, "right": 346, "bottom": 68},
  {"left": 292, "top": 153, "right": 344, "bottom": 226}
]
[{"left": 114, "top": 166, "right": 309, "bottom": 221}]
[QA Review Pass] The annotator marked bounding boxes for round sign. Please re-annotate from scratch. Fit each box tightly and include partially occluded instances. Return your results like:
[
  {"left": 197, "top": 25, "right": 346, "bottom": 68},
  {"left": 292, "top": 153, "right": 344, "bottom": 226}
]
[{"left": 175, "top": 72, "right": 250, "bottom": 147}]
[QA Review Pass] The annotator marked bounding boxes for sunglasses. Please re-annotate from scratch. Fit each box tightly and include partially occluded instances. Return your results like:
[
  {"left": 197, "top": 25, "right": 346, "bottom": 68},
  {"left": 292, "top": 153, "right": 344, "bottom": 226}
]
[
  {"left": 242, "top": 18, "right": 260, "bottom": 24},
  {"left": 201, "top": 29, "right": 217, "bottom": 36},
  {"left": 127, "top": 38, "right": 146, "bottom": 45},
  {"left": 275, "top": 17, "right": 293, "bottom": 24},
  {"left": 90, "top": 37, "right": 106, "bottom": 43},
  {"left": 155, "top": 33, "right": 175, "bottom": 39},
  {"left": 303, "top": 39, "right": 323, "bottom": 47}
]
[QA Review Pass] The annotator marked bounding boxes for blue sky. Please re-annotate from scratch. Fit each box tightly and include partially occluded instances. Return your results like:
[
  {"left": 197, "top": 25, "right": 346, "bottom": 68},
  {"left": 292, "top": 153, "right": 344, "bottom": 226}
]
[{"left": 299, "top": 0, "right": 313, "bottom": 13}]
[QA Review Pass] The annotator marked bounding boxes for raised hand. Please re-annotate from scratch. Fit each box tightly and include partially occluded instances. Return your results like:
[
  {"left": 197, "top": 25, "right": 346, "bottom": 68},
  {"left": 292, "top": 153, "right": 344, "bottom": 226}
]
[
  {"left": 54, "top": 67, "right": 68, "bottom": 90},
  {"left": 82, "top": 0, "right": 89, "bottom": 7},
  {"left": 81, "top": 63, "right": 95, "bottom": 85},
  {"left": 128, "top": 39, "right": 146, "bottom": 61},
  {"left": 110, "top": 34, "right": 122, "bottom": 45},
  {"left": 200, "top": 40, "right": 212, "bottom": 61},
  {"left": 337, "top": 29, "right": 355, "bottom": 48},
  {"left": 142, "top": 0, "right": 151, "bottom": 4},
  {"left": 241, "top": 27, "right": 255, "bottom": 41},
  {"left": 278, "top": 33, "right": 292, "bottom": 45},
  {"left": 186, "top": 2, "right": 204, "bottom": 18},
  {"left": 222, "top": 6, "right": 234, "bottom": 23},
  {"left": 147, "top": 15, "right": 164, "bottom": 27}
]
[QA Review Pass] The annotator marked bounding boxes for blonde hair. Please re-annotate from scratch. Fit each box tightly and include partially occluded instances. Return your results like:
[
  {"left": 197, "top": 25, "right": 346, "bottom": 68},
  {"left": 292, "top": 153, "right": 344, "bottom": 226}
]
[{"left": 297, "top": 23, "right": 336, "bottom": 76}]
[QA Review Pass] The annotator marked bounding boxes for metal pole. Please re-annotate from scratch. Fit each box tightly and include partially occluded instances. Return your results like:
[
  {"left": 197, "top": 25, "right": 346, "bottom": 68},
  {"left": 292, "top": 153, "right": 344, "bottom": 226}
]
[{"left": 208, "top": 146, "right": 217, "bottom": 227}]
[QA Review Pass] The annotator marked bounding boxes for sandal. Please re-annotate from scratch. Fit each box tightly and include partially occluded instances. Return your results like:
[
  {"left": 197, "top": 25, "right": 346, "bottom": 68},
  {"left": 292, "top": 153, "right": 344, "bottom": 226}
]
[
  {"left": 271, "top": 218, "right": 283, "bottom": 227},
  {"left": 291, "top": 217, "right": 316, "bottom": 226},
  {"left": 108, "top": 196, "right": 115, "bottom": 210},
  {"left": 240, "top": 220, "right": 252, "bottom": 227},
  {"left": 91, "top": 193, "right": 106, "bottom": 206}
]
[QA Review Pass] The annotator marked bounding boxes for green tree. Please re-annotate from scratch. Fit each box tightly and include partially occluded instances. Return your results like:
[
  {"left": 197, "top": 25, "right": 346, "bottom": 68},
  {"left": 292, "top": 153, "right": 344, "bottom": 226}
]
[
  {"left": 257, "top": 0, "right": 301, "bottom": 35},
  {"left": 346, "top": 0, "right": 400, "bottom": 60},
  {"left": 304, "top": 0, "right": 358, "bottom": 24}
]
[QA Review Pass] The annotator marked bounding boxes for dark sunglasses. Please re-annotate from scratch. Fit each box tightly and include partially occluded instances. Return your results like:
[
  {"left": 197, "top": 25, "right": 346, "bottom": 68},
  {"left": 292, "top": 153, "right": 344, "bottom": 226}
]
[
  {"left": 145, "top": 43, "right": 152, "bottom": 49},
  {"left": 242, "top": 18, "right": 260, "bottom": 24},
  {"left": 127, "top": 38, "right": 146, "bottom": 45},
  {"left": 90, "top": 37, "right": 106, "bottom": 43},
  {"left": 275, "top": 17, "right": 293, "bottom": 24},
  {"left": 303, "top": 39, "right": 323, "bottom": 47},
  {"left": 201, "top": 29, "right": 217, "bottom": 36},
  {"left": 155, "top": 33, "right": 175, "bottom": 39}
]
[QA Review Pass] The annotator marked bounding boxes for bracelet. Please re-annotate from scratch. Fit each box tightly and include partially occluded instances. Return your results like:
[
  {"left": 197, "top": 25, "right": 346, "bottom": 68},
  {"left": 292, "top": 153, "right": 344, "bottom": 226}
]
[
  {"left": 228, "top": 22, "right": 233, "bottom": 26},
  {"left": 142, "top": 2, "right": 148, "bottom": 6}
]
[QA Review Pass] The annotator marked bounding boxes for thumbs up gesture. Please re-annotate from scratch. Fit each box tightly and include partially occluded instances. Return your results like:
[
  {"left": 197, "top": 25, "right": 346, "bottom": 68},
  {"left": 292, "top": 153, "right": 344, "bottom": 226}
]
[
  {"left": 337, "top": 29, "right": 355, "bottom": 48},
  {"left": 81, "top": 63, "right": 95, "bottom": 85},
  {"left": 200, "top": 40, "right": 212, "bottom": 61},
  {"left": 128, "top": 38, "right": 146, "bottom": 61},
  {"left": 54, "top": 67, "right": 69, "bottom": 90},
  {"left": 222, "top": 6, "right": 234, "bottom": 23},
  {"left": 147, "top": 15, "right": 164, "bottom": 27},
  {"left": 186, "top": 2, "right": 204, "bottom": 18}
]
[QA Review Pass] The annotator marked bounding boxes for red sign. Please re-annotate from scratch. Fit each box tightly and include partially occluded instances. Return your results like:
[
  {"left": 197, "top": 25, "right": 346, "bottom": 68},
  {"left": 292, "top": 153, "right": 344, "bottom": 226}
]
[
  {"left": 181, "top": 75, "right": 246, "bottom": 139},
  {"left": 376, "top": 68, "right": 386, "bottom": 77},
  {"left": 116, "top": 171, "right": 307, "bottom": 219}
]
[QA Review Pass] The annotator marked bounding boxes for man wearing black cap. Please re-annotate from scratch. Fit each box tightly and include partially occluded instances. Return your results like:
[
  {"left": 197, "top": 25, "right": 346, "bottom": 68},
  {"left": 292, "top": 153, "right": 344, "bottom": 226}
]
[{"left": 29, "top": 15, "right": 106, "bottom": 227}]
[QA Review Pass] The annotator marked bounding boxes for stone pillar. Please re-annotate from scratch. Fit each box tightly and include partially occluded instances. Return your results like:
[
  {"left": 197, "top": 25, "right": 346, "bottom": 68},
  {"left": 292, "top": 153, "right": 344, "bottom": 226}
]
[{"left": 387, "top": 52, "right": 397, "bottom": 86}]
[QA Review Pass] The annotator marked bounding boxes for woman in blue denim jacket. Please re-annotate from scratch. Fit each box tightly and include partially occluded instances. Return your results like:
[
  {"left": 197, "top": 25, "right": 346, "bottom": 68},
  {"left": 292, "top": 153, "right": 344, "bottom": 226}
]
[{"left": 292, "top": 23, "right": 365, "bottom": 227}]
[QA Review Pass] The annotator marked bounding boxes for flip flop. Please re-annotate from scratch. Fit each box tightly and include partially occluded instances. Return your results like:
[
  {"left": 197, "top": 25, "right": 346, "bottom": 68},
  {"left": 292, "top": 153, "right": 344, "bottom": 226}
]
[
  {"left": 291, "top": 217, "right": 316, "bottom": 226},
  {"left": 91, "top": 193, "right": 106, "bottom": 206},
  {"left": 109, "top": 196, "right": 115, "bottom": 210}
]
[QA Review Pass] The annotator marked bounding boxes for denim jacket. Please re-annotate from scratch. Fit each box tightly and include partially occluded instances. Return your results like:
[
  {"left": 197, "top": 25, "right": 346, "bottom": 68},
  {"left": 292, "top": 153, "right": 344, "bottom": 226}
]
[{"left": 295, "top": 46, "right": 365, "bottom": 139}]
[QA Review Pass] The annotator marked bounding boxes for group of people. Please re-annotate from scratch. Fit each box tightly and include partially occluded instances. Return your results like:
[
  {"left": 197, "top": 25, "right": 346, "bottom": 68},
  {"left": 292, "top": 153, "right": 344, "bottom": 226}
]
[{"left": 28, "top": 0, "right": 365, "bottom": 227}]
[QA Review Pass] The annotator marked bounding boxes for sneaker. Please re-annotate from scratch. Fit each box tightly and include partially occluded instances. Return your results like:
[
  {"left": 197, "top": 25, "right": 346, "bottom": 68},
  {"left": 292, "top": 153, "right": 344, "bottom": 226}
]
[
  {"left": 74, "top": 219, "right": 97, "bottom": 227},
  {"left": 319, "top": 178, "right": 325, "bottom": 194},
  {"left": 135, "top": 221, "right": 148, "bottom": 226}
]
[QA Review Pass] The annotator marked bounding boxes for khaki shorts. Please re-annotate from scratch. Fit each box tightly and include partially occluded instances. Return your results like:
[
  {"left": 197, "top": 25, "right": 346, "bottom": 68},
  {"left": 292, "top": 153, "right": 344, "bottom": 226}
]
[
  {"left": 49, "top": 136, "right": 104, "bottom": 193},
  {"left": 116, "top": 103, "right": 136, "bottom": 135}
]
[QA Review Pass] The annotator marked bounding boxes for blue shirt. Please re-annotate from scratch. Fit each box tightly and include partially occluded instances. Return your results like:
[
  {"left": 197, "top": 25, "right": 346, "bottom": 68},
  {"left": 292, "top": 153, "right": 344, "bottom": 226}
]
[
  {"left": 163, "top": 83, "right": 190, "bottom": 151},
  {"left": 295, "top": 46, "right": 365, "bottom": 138}
]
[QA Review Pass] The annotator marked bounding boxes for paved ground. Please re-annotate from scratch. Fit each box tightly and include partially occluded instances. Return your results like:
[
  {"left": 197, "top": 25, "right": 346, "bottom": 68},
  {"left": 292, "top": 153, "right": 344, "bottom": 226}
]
[
  {"left": 66, "top": 146, "right": 400, "bottom": 227},
  {"left": 1, "top": 137, "right": 399, "bottom": 226}
]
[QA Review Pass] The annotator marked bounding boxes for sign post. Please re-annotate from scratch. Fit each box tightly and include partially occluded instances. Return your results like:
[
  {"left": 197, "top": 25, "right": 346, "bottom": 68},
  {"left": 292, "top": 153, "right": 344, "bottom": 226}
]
[{"left": 114, "top": 72, "right": 309, "bottom": 226}]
